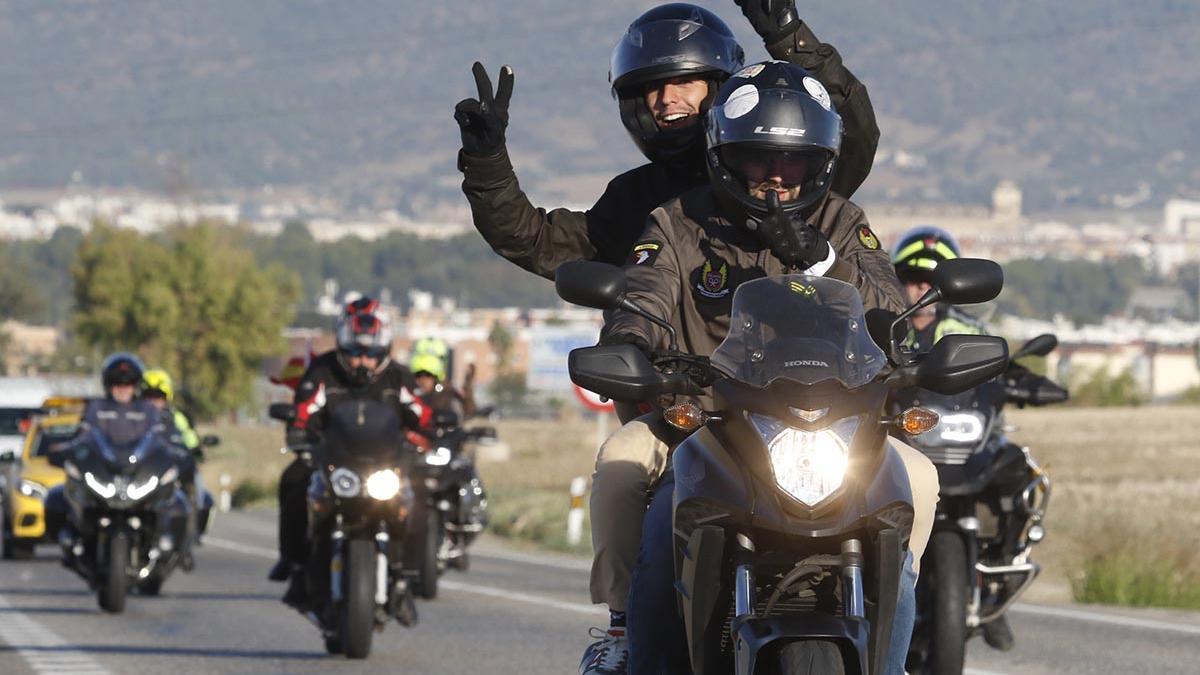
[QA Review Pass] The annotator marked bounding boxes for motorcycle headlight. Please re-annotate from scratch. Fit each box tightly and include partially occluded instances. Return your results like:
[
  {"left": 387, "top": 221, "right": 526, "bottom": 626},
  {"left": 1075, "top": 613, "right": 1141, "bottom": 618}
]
[
  {"left": 365, "top": 469, "right": 401, "bottom": 501},
  {"left": 18, "top": 479, "right": 48, "bottom": 500},
  {"left": 935, "top": 412, "right": 986, "bottom": 444},
  {"left": 424, "top": 447, "right": 452, "bottom": 466},
  {"left": 124, "top": 476, "right": 160, "bottom": 501},
  {"left": 750, "top": 414, "right": 858, "bottom": 507},
  {"left": 84, "top": 472, "right": 117, "bottom": 500},
  {"left": 330, "top": 467, "right": 361, "bottom": 498}
]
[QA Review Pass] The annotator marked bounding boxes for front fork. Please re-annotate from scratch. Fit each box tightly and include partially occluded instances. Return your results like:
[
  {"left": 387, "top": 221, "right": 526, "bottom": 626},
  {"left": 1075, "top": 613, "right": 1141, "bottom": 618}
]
[{"left": 327, "top": 514, "right": 400, "bottom": 609}]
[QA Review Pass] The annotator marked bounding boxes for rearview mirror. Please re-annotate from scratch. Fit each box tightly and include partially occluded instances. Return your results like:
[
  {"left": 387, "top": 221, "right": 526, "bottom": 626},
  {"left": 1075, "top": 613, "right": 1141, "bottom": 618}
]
[
  {"left": 0, "top": 448, "right": 15, "bottom": 463},
  {"left": 268, "top": 403, "right": 295, "bottom": 423},
  {"left": 931, "top": 258, "right": 1004, "bottom": 305},
  {"left": 201, "top": 435, "right": 221, "bottom": 447},
  {"left": 1012, "top": 334, "right": 1058, "bottom": 360},
  {"left": 555, "top": 261, "right": 627, "bottom": 310},
  {"left": 894, "top": 334, "right": 1010, "bottom": 394},
  {"left": 568, "top": 344, "right": 663, "bottom": 402}
]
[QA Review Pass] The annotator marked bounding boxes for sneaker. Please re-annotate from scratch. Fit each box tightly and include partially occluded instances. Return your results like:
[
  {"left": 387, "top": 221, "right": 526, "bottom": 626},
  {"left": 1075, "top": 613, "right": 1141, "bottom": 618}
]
[
  {"left": 983, "top": 614, "right": 1015, "bottom": 651},
  {"left": 579, "top": 627, "right": 628, "bottom": 674},
  {"left": 268, "top": 559, "right": 291, "bottom": 582}
]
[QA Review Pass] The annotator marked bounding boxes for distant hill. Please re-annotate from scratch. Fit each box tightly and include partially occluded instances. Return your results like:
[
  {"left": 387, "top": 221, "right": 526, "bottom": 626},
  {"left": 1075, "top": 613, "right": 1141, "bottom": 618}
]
[{"left": 0, "top": 0, "right": 1196, "bottom": 212}]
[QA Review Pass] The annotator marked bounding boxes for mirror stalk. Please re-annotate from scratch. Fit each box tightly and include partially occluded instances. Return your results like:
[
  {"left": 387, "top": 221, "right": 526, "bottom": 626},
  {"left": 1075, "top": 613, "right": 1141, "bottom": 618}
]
[
  {"left": 889, "top": 288, "right": 942, "bottom": 365},
  {"left": 617, "top": 298, "right": 678, "bottom": 352}
]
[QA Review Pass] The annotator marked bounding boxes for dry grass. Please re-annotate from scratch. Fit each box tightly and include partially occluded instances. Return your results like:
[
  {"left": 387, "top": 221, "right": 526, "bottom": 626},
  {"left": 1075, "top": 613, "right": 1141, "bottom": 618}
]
[
  {"left": 1004, "top": 405, "right": 1200, "bottom": 605},
  {"left": 197, "top": 406, "right": 1200, "bottom": 607}
]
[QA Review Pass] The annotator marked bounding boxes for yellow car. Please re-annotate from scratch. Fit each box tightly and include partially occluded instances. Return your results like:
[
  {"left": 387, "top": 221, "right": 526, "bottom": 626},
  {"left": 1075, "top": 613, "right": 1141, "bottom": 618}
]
[{"left": 1, "top": 407, "right": 80, "bottom": 559}]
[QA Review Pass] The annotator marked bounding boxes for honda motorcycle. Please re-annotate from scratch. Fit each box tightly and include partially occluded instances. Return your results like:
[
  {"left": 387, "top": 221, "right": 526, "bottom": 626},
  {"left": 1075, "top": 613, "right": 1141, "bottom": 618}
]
[
  {"left": 555, "top": 258, "right": 1010, "bottom": 675},
  {"left": 900, "top": 335, "right": 1068, "bottom": 675},
  {"left": 49, "top": 424, "right": 193, "bottom": 613},
  {"left": 410, "top": 408, "right": 493, "bottom": 599},
  {"left": 269, "top": 398, "right": 418, "bottom": 659}
]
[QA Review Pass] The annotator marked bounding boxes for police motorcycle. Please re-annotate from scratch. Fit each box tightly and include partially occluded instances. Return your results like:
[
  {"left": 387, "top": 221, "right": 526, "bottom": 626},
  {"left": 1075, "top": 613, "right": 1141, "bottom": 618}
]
[
  {"left": 47, "top": 417, "right": 193, "bottom": 613},
  {"left": 269, "top": 398, "right": 419, "bottom": 659},
  {"left": 899, "top": 334, "right": 1068, "bottom": 675},
  {"left": 556, "top": 258, "right": 1010, "bottom": 675},
  {"left": 410, "top": 408, "right": 494, "bottom": 598}
]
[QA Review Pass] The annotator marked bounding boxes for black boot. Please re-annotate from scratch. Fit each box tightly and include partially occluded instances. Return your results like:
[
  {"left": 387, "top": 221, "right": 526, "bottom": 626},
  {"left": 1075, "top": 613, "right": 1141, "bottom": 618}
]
[
  {"left": 268, "top": 559, "right": 291, "bottom": 582},
  {"left": 282, "top": 565, "right": 308, "bottom": 607},
  {"left": 983, "top": 615, "right": 1015, "bottom": 651}
]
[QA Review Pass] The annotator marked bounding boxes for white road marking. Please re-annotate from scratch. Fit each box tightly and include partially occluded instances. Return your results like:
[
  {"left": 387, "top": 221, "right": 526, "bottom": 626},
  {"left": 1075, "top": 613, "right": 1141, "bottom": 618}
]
[
  {"left": 439, "top": 580, "right": 606, "bottom": 618},
  {"left": 1011, "top": 602, "right": 1200, "bottom": 637},
  {"left": 472, "top": 547, "right": 592, "bottom": 572},
  {"left": 0, "top": 594, "right": 111, "bottom": 675},
  {"left": 204, "top": 536, "right": 280, "bottom": 560}
]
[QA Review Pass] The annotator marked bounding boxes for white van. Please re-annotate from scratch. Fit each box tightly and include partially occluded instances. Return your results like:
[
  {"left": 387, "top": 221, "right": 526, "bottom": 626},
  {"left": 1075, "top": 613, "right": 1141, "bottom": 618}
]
[{"left": 0, "top": 378, "right": 55, "bottom": 463}]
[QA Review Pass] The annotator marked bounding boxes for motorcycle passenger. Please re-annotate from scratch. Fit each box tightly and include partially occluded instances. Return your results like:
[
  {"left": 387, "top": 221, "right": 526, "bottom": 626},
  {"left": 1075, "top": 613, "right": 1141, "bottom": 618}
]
[
  {"left": 603, "top": 62, "right": 938, "bottom": 674},
  {"left": 269, "top": 297, "right": 430, "bottom": 607},
  {"left": 410, "top": 342, "right": 477, "bottom": 420},
  {"left": 457, "top": 5, "right": 881, "bottom": 669},
  {"left": 142, "top": 368, "right": 207, "bottom": 549}
]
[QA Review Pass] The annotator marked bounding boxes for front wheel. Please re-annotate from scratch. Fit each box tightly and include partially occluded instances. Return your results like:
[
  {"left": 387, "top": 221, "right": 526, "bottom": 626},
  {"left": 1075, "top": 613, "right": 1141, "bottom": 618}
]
[
  {"left": 340, "top": 539, "right": 376, "bottom": 659},
  {"left": 777, "top": 640, "right": 846, "bottom": 674},
  {"left": 418, "top": 509, "right": 440, "bottom": 599},
  {"left": 98, "top": 531, "right": 130, "bottom": 613},
  {"left": 928, "top": 531, "right": 969, "bottom": 675}
]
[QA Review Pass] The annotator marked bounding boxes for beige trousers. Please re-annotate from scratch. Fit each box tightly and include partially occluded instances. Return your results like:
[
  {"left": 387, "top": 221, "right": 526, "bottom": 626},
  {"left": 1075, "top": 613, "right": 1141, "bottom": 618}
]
[{"left": 588, "top": 412, "right": 938, "bottom": 610}]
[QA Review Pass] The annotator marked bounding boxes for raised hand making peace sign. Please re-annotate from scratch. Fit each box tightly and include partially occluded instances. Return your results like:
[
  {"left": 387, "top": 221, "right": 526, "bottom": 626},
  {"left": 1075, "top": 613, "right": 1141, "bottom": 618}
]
[{"left": 454, "top": 61, "right": 514, "bottom": 157}]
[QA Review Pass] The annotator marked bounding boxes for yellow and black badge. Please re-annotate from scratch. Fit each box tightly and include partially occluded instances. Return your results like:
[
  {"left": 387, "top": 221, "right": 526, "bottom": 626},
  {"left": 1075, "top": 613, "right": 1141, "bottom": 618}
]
[
  {"left": 788, "top": 280, "right": 817, "bottom": 297},
  {"left": 857, "top": 225, "right": 880, "bottom": 250},
  {"left": 628, "top": 241, "right": 662, "bottom": 266}
]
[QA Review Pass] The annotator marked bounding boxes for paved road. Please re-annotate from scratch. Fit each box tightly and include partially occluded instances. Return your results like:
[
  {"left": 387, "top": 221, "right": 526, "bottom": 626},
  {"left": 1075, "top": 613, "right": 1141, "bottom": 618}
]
[{"left": 1, "top": 510, "right": 1197, "bottom": 674}]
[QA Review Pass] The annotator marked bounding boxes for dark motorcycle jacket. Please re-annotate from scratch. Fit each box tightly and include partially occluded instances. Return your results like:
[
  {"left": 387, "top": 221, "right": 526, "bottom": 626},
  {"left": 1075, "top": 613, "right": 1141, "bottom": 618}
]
[
  {"left": 458, "top": 21, "right": 879, "bottom": 280},
  {"left": 605, "top": 188, "right": 905, "bottom": 406},
  {"left": 77, "top": 398, "right": 166, "bottom": 447},
  {"left": 289, "top": 351, "right": 429, "bottom": 446}
]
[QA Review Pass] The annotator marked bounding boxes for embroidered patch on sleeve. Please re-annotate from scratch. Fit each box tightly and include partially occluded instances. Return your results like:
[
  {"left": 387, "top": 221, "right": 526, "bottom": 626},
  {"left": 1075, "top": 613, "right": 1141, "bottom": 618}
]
[
  {"left": 856, "top": 225, "right": 880, "bottom": 250},
  {"left": 627, "top": 241, "right": 663, "bottom": 266}
]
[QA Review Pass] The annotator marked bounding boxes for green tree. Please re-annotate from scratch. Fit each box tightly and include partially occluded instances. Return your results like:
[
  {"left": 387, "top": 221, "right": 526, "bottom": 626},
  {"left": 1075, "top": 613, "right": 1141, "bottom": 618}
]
[{"left": 72, "top": 222, "right": 299, "bottom": 419}]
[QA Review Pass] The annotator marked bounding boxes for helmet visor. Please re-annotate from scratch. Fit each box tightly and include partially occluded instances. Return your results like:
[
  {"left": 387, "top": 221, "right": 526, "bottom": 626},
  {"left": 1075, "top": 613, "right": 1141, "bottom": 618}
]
[{"left": 719, "top": 145, "right": 832, "bottom": 189}]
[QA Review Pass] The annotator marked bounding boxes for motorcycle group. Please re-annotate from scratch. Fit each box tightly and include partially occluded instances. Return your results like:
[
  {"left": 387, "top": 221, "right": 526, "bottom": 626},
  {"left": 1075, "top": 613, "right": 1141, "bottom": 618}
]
[{"left": 3, "top": 1, "right": 1072, "bottom": 673}]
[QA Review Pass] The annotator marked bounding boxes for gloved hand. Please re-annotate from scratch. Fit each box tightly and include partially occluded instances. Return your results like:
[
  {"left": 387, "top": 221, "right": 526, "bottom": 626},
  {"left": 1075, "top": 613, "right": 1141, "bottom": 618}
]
[
  {"left": 735, "top": 0, "right": 801, "bottom": 43},
  {"left": 454, "top": 61, "right": 514, "bottom": 157},
  {"left": 756, "top": 190, "right": 830, "bottom": 270},
  {"left": 599, "top": 331, "right": 651, "bottom": 356}
]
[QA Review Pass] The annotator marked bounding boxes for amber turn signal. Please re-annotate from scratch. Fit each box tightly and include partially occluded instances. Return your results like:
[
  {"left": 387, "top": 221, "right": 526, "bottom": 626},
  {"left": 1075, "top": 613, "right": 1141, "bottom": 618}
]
[
  {"left": 899, "top": 407, "right": 939, "bottom": 435},
  {"left": 663, "top": 402, "right": 706, "bottom": 431}
]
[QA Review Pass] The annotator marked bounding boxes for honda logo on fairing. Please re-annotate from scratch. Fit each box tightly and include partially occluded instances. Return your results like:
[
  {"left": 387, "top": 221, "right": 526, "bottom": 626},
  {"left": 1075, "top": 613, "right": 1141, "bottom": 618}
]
[
  {"left": 784, "top": 360, "right": 829, "bottom": 368},
  {"left": 753, "top": 126, "right": 806, "bottom": 137}
]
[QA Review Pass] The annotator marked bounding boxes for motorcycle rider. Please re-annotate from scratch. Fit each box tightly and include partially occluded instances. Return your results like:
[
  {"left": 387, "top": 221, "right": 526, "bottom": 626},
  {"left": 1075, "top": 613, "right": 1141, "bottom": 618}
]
[
  {"left": 142, "top": 368, "right": 209, "bottom": 547},
  {"left": 602, "top": 62, "right": 938, "bottom": 674},
  {"left": 891, "top": 226, "right": 1027, "bottom": 653},
  {"left": 456, "top": 5, "right": 881, "bottom": 667},
  {"left": 63, "top": 354, "right": 193, "bottom": 565},
  {"left": 891, "top": 226, "right": 987, "bottom": 350},
  {"left": 269, "top": 297, "right": 430, "bottom": 606}
]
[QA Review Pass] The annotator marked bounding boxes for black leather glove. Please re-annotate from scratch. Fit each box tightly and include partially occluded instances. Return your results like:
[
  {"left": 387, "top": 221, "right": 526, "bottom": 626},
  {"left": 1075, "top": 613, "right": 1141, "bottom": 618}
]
[
  {"left": 735, "top": 0, "right": 801, "bottom": 44},
  {"left": 599, "top": 331, "right": 651, "bottom": 356},
  {"left": 756, "top": 190, "right": 831, "bottom": 270},
  {"left": 454, "top": 61, "right": 514, "bottom": 157}
]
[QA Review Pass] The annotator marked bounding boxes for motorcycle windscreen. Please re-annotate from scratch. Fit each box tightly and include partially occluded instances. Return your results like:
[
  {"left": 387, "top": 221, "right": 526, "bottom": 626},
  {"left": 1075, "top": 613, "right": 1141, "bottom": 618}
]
[
  {"left": 710, "top": 275, "right": 887, "bottom": 389},
  {"left": 322, "top": 399, "right": 405, "bottom": 463}
]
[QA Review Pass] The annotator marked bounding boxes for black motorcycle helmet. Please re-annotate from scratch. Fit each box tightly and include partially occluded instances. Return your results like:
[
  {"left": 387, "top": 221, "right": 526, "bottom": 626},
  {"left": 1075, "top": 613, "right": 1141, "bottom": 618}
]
[
  {"left": 100, "top": 352, "right": 146, "bottom": 392},
  {"left": 706, "top": 61, "right": 843, "bottom": 227},
  {"left": 610, "top": 3, "right": 744, "bottom": 167}
]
